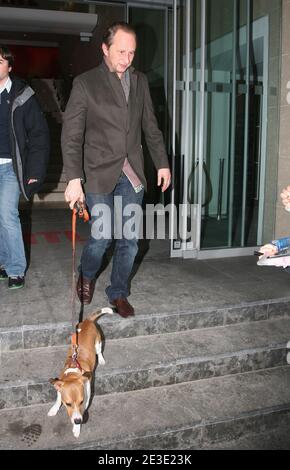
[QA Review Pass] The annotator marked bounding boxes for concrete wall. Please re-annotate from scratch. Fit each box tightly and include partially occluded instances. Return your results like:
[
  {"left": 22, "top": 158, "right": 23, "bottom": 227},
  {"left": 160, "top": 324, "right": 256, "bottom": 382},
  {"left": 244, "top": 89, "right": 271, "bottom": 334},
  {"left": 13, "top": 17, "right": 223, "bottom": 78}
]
[
  {"left": 254, "top": 0, "right": 281, "bottom": 242},
  {"left": 275, "top": 0, "right": 290, "bottom": 238}
]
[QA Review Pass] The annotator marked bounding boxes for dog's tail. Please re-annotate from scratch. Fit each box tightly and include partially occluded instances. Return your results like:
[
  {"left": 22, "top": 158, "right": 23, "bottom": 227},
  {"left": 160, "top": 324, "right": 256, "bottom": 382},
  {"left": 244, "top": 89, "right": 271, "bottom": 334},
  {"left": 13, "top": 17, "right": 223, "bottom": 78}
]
[{"left": 87, "top": 307, "right": 114, "bottom": 323}]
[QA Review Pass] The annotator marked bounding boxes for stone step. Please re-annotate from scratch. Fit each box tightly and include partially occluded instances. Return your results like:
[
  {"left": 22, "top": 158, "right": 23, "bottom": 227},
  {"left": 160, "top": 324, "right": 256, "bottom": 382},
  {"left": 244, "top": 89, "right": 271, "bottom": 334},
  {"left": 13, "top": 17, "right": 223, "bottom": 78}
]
[
  {"left": 1, "top": 297, "right": 290, "bottom": 353},
  {"left": 0, "top": 317, "right": 289, "bottom": 410},
  {"left": 0, "top": 366, "right": 289, "bottom": 449},
  {"left": 204, "top": 422, "right": 290, "bottom": 449}
]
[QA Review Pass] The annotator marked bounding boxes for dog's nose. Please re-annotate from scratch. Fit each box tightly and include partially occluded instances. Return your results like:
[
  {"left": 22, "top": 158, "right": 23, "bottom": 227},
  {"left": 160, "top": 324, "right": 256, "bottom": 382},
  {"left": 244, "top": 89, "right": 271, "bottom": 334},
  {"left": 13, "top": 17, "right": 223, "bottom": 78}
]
[{"left": 74, "top": 418, "right": 82, "bottom": 425}]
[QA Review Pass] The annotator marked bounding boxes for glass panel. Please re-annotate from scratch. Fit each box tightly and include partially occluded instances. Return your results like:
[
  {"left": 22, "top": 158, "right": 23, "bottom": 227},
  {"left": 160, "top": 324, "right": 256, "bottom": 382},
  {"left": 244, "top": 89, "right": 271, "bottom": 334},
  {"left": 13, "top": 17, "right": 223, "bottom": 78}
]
[
  {"left": 170, "top": 0, "right": 188, "bottom": 251},
  {"left": 198, "top": 0, "right": 276, "bottom": 250},
  {"left": 196, "top": 0, "right": 234, "bottom": 249},
  {"left": 188, "top": 0, "right": 200, "bottom": 207},
  {"left": 129, "top": 6, "right": 166, "bottom": 121},
  {"left": 128, "top": 5, "right": 167, "bottom": 205},
  {"left": 171, "top": 0, "right": 281, "bottom": 256},
  {"left": 170, "top": 0, "right": 200, "bottom": 253},
  {"left": 234, "top": 0, "right": 263, "bottom": 248},
  {"left": 203, "top": 0, "right": 234, "bottom": 248}
]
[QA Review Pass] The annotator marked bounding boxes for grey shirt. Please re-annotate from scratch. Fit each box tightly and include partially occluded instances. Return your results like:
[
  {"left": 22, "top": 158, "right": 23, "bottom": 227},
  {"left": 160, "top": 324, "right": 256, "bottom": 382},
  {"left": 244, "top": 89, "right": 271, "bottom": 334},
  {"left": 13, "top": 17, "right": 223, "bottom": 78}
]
[{"left": 120, "top": 69, "right": 130, "bottom": 103}]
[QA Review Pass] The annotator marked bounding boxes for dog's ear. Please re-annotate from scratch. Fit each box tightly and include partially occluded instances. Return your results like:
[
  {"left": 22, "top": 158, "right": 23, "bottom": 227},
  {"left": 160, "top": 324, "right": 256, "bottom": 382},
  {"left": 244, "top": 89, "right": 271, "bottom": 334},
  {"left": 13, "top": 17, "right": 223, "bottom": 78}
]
[
  {"left": 82, "top": 371, "right": 92, "bottom": 380},
  {"left": 49, "top": 378, "right": 64, "bottom": 390}
]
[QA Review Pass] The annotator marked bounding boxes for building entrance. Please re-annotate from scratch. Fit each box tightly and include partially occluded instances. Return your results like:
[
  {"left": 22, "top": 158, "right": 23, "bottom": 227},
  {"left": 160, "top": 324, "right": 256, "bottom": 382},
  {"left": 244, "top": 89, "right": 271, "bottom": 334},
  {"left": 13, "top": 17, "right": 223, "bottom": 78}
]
[{"left": 170, "top": 0, "right": 280, "bottom": 259}]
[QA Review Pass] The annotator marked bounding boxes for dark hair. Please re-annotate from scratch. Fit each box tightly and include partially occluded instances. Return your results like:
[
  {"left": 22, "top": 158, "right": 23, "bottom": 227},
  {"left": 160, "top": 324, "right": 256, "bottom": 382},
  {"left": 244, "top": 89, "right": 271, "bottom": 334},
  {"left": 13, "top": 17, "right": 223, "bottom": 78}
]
[
  {"left": 102, "top": 22, "right": 136, "bottom": 48},
  {"left": 0, "top": 45, "right": 14, "bottom": 67}
]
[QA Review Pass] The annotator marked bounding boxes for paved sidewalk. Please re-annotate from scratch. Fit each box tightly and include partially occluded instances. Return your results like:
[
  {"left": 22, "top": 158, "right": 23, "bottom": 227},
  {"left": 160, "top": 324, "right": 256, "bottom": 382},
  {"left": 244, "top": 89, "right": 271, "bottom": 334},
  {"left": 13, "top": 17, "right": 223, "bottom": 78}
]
[{"left": 1, "top": 206, "right": 290, "bottom": 331}]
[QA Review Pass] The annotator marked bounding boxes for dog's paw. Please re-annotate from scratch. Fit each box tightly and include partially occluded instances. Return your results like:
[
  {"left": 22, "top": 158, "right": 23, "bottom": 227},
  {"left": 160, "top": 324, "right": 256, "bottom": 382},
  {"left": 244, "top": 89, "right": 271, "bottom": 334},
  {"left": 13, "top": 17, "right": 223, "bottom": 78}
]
[
  {"left": 97, "top": 352, "right": 106, "bottom": 366},
  {"left": 102, "top": 307, "right": 114, "bottom": 315},
  {"left": 47, "top": 405, "right": 59, "bottom": 417},
  {"left": 73, "top": 425, "right": 81, "bottom": 438}
]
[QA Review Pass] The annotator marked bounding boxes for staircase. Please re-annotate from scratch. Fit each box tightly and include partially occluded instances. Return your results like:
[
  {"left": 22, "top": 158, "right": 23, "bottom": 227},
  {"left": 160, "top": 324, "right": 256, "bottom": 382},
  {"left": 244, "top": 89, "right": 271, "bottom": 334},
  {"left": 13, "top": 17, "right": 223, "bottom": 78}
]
[{"left": 1, "top": 296, "right": 290, "bottom": 449}]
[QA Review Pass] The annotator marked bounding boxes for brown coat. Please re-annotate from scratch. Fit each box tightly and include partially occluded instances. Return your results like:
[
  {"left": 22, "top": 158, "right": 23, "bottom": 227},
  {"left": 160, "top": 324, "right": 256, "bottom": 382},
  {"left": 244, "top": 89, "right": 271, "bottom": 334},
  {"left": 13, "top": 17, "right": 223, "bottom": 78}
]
[{"left": 61, "top": 61, "right": 169, "bottom": 194}]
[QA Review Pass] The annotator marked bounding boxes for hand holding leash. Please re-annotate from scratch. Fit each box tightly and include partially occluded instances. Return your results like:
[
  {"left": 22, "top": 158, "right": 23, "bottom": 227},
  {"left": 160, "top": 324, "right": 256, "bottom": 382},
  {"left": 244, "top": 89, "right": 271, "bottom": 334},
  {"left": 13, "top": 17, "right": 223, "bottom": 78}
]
[
  {"left": 73, "top": 201, "right": 89, "bottom": 222},
  {"left": 65, "top": 178, "right": 84, "bottom": 210}
]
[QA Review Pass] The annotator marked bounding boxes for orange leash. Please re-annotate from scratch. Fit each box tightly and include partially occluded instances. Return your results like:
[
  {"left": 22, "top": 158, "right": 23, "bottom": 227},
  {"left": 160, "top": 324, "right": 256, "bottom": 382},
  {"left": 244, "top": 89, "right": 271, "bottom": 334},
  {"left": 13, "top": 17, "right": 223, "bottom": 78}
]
[{"left": 71, "top": 201, "right": 89, "bottom": 364}]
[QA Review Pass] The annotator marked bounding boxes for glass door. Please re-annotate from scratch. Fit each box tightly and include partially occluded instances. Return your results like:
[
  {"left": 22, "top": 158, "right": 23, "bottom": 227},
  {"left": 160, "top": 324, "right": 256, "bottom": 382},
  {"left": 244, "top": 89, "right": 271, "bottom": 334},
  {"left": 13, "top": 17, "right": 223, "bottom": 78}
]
[
  {"left": 170, "top": 0, "right": 269, "bottom": 258},
  {"left": 170, "top": 0, "right": 201, "bottom": 257},
  {"left": 127, "top": 3, "right": 169, "bottom": 205}
]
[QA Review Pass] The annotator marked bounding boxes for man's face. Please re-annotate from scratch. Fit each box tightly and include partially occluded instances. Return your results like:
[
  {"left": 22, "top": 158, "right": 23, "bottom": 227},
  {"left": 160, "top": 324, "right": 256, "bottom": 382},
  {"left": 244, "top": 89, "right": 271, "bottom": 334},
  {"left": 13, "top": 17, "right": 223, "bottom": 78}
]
[
  {"left": 0, "top": 54, "right": 11, "bottom": 83},
  {"left": 102, "top": 29, "right": 136, "bottom": 77}
]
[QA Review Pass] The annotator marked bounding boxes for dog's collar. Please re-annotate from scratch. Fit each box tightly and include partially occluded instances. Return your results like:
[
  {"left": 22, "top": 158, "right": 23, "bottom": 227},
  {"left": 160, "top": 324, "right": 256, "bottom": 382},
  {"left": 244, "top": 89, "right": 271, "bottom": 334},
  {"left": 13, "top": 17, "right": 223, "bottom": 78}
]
[
  {"left": 66, "top": 355, "right": 82, "bottom": 372},
  {"left": 68, "top": 341, "right": 82, "bottom": 371},
  {"left": 64, "top": 367, "right": 82, "bottom": 376}
]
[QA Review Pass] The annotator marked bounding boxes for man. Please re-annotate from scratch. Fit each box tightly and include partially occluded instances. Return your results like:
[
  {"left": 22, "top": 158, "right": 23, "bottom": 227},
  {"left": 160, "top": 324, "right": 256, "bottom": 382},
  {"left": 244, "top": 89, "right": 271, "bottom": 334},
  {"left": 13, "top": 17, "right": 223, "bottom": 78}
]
[
  {"left": 0, "top": 45, "right": 49, "bottom": 289},
  {"left": 62, "top": 22, "right": 171, "bottom": 317}
]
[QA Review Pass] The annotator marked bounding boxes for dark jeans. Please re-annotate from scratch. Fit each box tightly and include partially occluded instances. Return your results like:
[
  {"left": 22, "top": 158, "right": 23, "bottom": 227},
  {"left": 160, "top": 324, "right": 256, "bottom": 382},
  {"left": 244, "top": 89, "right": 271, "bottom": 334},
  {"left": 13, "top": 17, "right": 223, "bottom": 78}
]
[{"left": 80, "top": 173, "right": 144, "bottom": 302}]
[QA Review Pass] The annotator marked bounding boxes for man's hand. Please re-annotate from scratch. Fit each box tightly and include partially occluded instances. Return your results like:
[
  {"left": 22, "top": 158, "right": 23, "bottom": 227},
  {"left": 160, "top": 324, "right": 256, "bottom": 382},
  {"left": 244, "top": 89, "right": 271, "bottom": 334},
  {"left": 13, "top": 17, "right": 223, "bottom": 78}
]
[
  {"left": 64, "top": 178, "right": 84, "bottom": 210},
  {"left": 281, "top": 186, "right": 290, "bottom": 211},
  {"left": 157, "top": 168, "right": 171, "bottom": 192},
  {"left": 259, "top": 243, "right": 278, "bottom": 258},
  {"left": 28, "top": 179, "right": 38, "bottom": 184}
]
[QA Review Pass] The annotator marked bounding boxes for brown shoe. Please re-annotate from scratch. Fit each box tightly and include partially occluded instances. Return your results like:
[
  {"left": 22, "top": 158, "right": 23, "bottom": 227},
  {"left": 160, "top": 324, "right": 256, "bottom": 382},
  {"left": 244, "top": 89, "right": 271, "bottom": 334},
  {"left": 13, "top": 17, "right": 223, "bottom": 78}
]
[
  {"left": 76, "top": 275, "right": 95, "bottom": 305},
  {"left": 111, "top": 297, "right": 135, "bottom": 318}
]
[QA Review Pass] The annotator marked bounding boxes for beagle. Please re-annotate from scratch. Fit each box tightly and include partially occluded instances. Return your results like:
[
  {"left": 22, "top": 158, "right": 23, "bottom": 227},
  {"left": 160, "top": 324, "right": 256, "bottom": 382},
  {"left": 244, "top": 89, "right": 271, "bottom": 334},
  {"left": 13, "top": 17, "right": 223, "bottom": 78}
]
[{"left": 48, "top": 307, "right": 113, "bottom": 438}]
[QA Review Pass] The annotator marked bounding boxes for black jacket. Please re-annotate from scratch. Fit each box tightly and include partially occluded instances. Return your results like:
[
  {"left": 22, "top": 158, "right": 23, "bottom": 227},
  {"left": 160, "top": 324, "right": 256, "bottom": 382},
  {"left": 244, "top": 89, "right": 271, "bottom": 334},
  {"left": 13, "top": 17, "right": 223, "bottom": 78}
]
[{"left": 9, "top": 77, "right": 50, "bottom": 200}]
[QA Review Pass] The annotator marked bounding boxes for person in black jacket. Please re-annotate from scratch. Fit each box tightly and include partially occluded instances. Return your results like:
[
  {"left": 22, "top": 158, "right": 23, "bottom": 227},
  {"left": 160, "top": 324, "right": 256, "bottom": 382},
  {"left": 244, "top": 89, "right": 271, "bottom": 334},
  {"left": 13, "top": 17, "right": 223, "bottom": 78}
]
[{"left": 0, "top": 45, "right": 50, "bottom": 289}]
